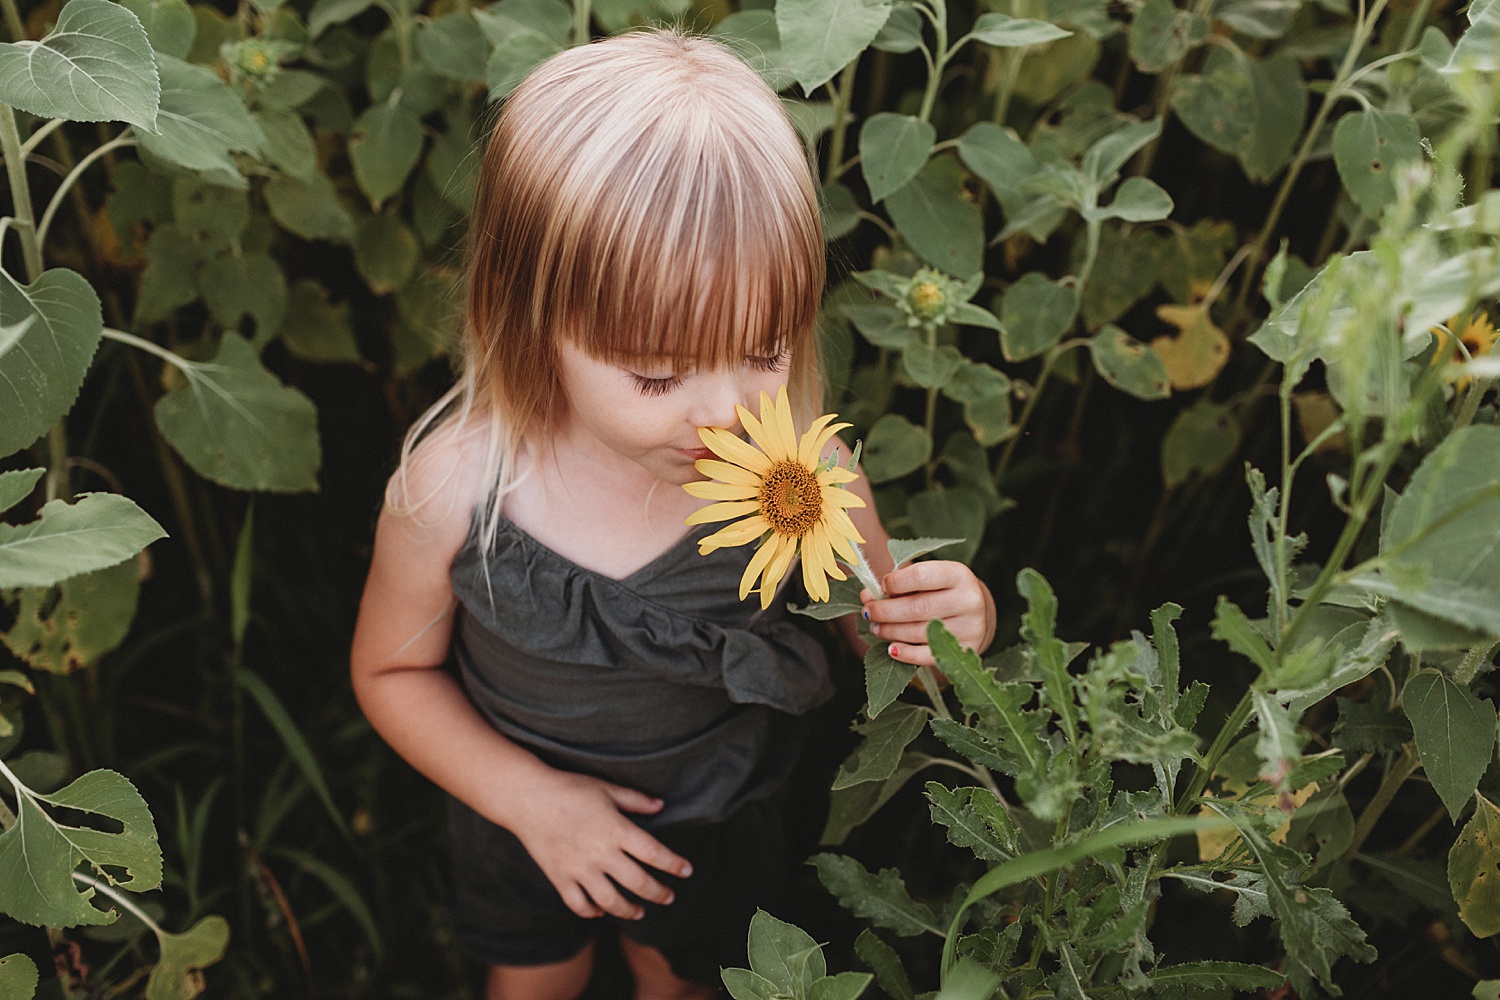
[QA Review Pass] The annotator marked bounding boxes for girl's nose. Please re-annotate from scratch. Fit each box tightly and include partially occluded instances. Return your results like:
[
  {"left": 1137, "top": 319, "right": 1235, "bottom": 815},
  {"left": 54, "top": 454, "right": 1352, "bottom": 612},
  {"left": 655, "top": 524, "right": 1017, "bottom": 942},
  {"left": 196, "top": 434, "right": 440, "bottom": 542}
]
[{"left": 689, "top": 371, "right": 748, "bottom": 432}]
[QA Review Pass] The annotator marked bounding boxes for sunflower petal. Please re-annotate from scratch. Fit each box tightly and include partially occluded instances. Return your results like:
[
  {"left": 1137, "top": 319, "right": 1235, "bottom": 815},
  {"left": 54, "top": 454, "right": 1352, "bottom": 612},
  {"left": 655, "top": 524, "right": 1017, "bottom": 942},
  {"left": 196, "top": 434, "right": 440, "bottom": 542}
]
[
  {"left": 769, "top": 387, "right": 799, "bottom": 463},
  {"left": 825, "top": 521, "right": 858, "bottom": 564},
  {"left": 683, "top": 482, "right": 758, "bottom": 501},
  {"left": 809, "top": 523, "right": 847, "bottom": 582},
  {"left": 820, "top": 487, "right": 866, "bottom": 509},
  {"left": 700, "top": 515, "right": 770, "bottom": 554},
  {"left": 801, "top": 539, "right": 829, "bottom": 602},
  {"left": 825, "top": 504, "right": 866, "bottom": 546},
  {"left": 694, "top": 459, "right": 762, "bottom": 488},
  {"left": 685, "top": 499, "right": 760, "bottom": 526},
  {"left": 758, "top": 533, "right": 799, "bottom": 609},
  {"left": 796, "top": 414, "right": 837, "bottom": 465},
  {"left": 800, "top": 418, "right": 852, "bottom": 466},
  {"left": 698, "top": 427, "right": 771, "bottom": 475},
  {"left": 737, "top": 401, "right": 784, "bottom": 462},
  {"left": 818, "top": 466, "right": 860, "bottom": 486},
  {"left": 740, "top": 533, "right": 785, "bottom": 601}
]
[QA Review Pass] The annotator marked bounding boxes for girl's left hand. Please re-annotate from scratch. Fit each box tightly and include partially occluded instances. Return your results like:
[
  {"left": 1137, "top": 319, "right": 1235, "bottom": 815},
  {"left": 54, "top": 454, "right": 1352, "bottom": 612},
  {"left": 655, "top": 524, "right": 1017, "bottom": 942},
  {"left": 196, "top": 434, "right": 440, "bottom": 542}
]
[{"left": 860, "top": 561, "right": 996, "bottom": 668}]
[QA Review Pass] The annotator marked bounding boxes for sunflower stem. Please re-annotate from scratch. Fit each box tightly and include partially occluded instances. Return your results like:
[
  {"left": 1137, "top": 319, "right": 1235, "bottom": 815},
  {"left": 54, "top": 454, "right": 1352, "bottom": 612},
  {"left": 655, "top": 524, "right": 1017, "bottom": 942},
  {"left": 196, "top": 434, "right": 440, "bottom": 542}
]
[{"left": 846, "top": 541, "right": 885, "bottom": 600}]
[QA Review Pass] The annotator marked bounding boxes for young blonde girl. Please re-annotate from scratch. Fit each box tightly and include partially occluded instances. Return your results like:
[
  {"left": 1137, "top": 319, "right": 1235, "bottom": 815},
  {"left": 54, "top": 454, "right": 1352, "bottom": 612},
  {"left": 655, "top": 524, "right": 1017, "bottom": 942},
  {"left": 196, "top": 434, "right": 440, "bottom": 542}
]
[{"left": 350, "top": 28, "right": 997, "bottom": 1000}]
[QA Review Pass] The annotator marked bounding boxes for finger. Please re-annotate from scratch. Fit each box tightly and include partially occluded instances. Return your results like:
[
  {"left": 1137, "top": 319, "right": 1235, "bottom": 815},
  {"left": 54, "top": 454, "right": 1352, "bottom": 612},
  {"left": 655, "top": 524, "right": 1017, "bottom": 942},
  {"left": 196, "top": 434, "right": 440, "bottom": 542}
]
[
  {"left": 866, "top": 620, "right": 928, "bottom": 644},
  {"left": 610, "top": 857, "right": 676, "bottom": 906},
  {"left": 603, "top": 784, "right": 665, "bottom": 814},
  {"left": 584, "top": 876, "right": 644, "bottom": 920},
  {"left": 866, "top": 591, "right": 965, "bottom": 626},
  {"left": 560, "top": 883, "right": 604, "bottom": 920},
  {"left": 886, "top": 642, "right": 936, "bottom": 668},
  {"left": 881, "top": 561, "right": 963, "bottom": 596},
  {"left": 623, "top": 829, "right": 694, "bottom": 879}
]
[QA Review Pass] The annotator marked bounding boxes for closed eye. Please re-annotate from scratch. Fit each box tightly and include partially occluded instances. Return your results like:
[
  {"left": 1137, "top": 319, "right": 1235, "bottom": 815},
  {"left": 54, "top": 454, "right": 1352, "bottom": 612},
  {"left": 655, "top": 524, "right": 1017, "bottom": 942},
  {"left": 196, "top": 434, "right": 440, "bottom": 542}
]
[
  {"left": 748, "top": 349, "right": 789, "bottom": 373},
  {"left": 628, "top": 372, "right": 685, "bottom": 396}
]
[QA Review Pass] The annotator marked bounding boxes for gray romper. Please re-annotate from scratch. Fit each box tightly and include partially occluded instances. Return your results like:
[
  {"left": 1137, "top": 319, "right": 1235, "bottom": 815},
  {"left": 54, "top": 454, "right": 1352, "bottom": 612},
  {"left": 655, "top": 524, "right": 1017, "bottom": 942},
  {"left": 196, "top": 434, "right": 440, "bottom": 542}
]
[{"left": 441, "top": 509, "right": 834, "bottom": 975}]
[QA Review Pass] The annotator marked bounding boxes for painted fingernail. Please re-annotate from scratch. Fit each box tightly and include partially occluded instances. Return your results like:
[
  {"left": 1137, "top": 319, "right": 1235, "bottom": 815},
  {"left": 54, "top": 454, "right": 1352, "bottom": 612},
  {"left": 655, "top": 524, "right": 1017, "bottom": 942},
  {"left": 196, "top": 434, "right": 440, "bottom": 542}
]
[
  {"left": 888, "top": 643, "right": 900, "bottom": 659},
  {"left": 869, "top": 622, "right": 880, "bottom": 635},
  {"left": 861, "top": 608, "right": 870, "bottom": 620},
  {"left": 681, "top": 863, "right": 694, "bottom": 877}
]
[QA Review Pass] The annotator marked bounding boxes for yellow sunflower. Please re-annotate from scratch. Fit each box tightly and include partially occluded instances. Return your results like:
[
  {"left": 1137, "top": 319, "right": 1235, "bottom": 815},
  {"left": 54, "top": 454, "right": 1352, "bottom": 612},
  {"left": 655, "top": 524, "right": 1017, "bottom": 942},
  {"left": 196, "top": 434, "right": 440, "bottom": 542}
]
[
  {"left": 1431, "top": 313, "right": 1498, "bottom": 390},
  {"left": 683, "top": 386, "right": 867, "bottom": 609}
]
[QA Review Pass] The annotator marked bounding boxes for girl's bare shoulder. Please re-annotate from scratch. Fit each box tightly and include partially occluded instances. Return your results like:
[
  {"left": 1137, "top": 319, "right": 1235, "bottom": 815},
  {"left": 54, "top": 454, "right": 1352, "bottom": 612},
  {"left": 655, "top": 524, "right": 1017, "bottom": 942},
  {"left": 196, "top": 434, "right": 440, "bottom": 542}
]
[{"left": 380, "top": 415, "right": 495, "bottom": 560}]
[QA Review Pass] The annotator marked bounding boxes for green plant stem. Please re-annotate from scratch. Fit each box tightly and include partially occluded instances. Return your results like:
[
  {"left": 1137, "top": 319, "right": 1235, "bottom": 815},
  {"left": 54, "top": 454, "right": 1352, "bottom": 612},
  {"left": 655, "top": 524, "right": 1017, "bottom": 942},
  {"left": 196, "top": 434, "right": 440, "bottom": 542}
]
[
  {"left": 35, "top": 132, "right": 135, "bottom": 250},
  {"left": 991, "top": 45, "right": 1026, "bottom": 126},
  {"left": 825, "top": 61, "right": 858, "bottom": 186},
  {"left": 1344, "top": 742, "right": 1420, "bottom": 859},
  {"left": 0, "top": 104, "right": 43, "bottom": 281},
  {"left": 0, "top": 0, "right": 23, "bottom": 42},
  {"left": 573, "top": 0, "right": 591, "bottom": 45},
  {"left": 992, "top": 340, "right": 1086, "bottom": 491},
  {"left": 1232, "top": 0, "right": 1391, "bottom": 317},
  {"left": 1176, "top": 690, "right": 1253, "bottom": 812},
  {"left": 917, "top": 0, "right": 949, "bottom": 122}
]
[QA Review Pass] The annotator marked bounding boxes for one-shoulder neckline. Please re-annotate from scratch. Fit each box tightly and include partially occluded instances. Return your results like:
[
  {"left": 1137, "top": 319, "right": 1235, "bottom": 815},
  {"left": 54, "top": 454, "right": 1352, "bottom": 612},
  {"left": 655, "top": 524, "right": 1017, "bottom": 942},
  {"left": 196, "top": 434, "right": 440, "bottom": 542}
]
[{"left": 485, "top": 511, "right": 718, "bottom": 588}]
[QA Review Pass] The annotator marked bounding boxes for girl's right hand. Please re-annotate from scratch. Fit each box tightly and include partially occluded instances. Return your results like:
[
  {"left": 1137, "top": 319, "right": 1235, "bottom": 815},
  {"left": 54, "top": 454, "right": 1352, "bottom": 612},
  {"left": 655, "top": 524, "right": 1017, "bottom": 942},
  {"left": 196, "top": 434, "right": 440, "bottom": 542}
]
[{"left": 508, "top": 770, "right": 694, "bottom": 921}]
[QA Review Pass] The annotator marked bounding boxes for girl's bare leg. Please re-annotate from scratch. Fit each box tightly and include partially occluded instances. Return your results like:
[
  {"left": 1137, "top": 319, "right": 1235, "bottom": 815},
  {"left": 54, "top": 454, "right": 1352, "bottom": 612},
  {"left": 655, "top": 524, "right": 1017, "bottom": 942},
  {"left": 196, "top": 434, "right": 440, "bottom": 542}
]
[
  {"left": 486, "top": 940, "right": 596, "bottom": 1000},
  {"left": 618, "top": 934, "right": 719, "bottom": 1000}
]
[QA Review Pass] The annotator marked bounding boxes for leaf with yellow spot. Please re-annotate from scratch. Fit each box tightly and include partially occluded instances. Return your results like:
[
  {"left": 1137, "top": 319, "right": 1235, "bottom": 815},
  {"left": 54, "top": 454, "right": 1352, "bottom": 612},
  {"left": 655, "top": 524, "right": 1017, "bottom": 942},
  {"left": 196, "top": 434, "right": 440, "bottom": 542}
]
[
  {"left": 1151, "top": 303, "right": 1230, "bottom": 390},
  {"left": 1450, "top": 793, "right": 1500, "bottom": 938}
]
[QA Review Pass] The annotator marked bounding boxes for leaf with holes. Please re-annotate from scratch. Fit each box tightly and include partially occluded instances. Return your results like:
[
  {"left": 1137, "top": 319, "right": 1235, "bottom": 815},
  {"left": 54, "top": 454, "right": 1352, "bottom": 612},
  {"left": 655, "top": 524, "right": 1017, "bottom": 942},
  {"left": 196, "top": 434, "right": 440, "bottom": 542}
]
[
  {"left": 3, "top": 559, "right": 138, "bottom": 674},
  {"left": 1332, "top": 109, "right": 1423, "bottom": 219},
  {"left": 0, "top": 769, "right": 162, "bottom": 927},
  {"left": 0, "top": 493, "right": 164, "bottom": 590},
  {"left": 1449, "top": 793, "right": 1500, "bottom": 938},
  {"left": 1090, "top": 326, "right": 1170, "bottom": 400}
]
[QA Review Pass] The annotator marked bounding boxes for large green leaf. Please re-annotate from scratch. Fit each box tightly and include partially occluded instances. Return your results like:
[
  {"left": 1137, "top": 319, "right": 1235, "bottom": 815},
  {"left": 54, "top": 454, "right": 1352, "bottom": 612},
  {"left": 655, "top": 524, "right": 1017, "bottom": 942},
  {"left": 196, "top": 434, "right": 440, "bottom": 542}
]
[
  {"left": 969, "top": 13, "right": 1071, "bottom": 46},
  {"left": 418, "top": 13, "right": 489, "bottom": 81},
  {"left": 713, "top": 10, "right": 796, "bottom": 91},
  {"left": 0, "top": 469, "right": 42, "bottom": 514},
  {"left": 925, "top": 781, "right": 1016, "bottom": 860},
  {"left": 355, "top": 214, "right": 419, "bottom": 294},
  {"left": 776, "top": 0, "right": 891, "bottom": 94},
  {"left": 1000, "top": 273, "right": 1078, "bottom": 361},
  {"left": 885, "top": 158, "right": 984, "bottom": 278},
  {"left": 0, "top": 0, "right": 159, "bottom": 131},
  {"left": 1129, "top": 0, "right": 1206, "bottom": 73},
  {"left": 119, "top": 0, "right": 195, "bottom": 59},
  {"left": 862, "top": 414, "right": 930, "bottom": 482},
  {"left": 1332, "top": 109, "right": 1423, "bottom": 219},
  {"left": 907, "top": 487, "right": 985, "bottom": 563},
  {"left": 860, "top": 113, "right": 935, "bottom": 203},
  {"left": 254, "top": 107, "right": 317, "bottom": 181},
  {"left": 0, "top": 493, "right": 165, "bottom": 590},
  {"left": 1404, "top": 670, "right": 1497, "bottom": 821},
  {"left": 1447, "top": 0, "right": 1499, "bottom": 70},
  {"left": 198, "top": 252, "right": 287, "bottom": 341},
  {"left": 0, "top": 769, "right": 162, "bottom": 927},
  {"left": 809, "top": 854, "right": 942, "bottom": 936},
  {"left": 280, "top": 280, "right": 360, "bottom": 363},
  {"left": 1239, "top": 54, "right": 1305, "bottom": 181},
  {"left": 0, "top": 266, "right": 102, "bottom": 457},
  {"left": 1161, "top": 399, "right": 1240, "bottom": 487},
  {"left": 865, "top": 641, "right": 918, "bottom": 718},
  {"left": 747, "top": 909, "right": 826, "bottom": 996},
  {"left": 145, "top": 916, "right": 230, "bottom": 1000},
  {"left": 1170, "top": 47, "right": 1256, "bottom": 156},
  {"left": 1378, "top": 425, "right": 1500, "bottom": 647},
  {"left": 833, "top": 704, "right": 929, "bottom": 789},
  {"left": 1449, "top": 793, "right": 1500, "bottom": 938},
  {"left": 3, "top": 559, "right": 139, "bottom": 674},
  {"left": 349, "top": 103, "right": 424, "bottom": 209},
  {"left": 154, "top": 334, "right": 321, "bottom": 493},
  {"left": 136, "top": 55, "right": 265, "bottom": 176},
  {"left": 132, "top": 226, "right": 200, "bottom": 325}
]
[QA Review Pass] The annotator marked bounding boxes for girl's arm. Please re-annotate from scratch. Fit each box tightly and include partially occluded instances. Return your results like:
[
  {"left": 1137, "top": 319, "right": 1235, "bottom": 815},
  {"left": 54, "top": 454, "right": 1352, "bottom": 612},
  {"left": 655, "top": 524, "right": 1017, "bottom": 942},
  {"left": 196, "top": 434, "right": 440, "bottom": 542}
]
[
  {"left": 350, "top": 436, "right": 692, "bottom": 921},
  {"left": 833, "top": 470, "right": 997, "bottom": 665}
]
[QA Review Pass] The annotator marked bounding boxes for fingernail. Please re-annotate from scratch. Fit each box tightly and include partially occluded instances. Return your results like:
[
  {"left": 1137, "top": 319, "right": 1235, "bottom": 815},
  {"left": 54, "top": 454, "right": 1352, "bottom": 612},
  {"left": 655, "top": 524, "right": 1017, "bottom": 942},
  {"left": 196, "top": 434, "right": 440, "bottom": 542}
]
[
  {"left": 861, "top": 608, "right": 870, "bottom": 620},
  {"left": 682, "top": 863, "right": 694, "bottom": 877},
  {"left": 869, "top": 622, "right": 880, "bottom": 635},
  {"left": 888, "top": 644, "right": 900, "bottom": 659},
  {"left": 664, "top": 893, "right": 676, "bottom": 905}
]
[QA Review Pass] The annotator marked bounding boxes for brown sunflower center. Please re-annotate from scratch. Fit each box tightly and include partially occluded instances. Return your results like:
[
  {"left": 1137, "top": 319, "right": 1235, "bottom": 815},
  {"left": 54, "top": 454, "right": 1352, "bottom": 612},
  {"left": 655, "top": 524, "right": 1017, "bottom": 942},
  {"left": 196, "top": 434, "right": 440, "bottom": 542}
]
[{"left": 758, "top": 461, "right": 823, "bottom": 538}]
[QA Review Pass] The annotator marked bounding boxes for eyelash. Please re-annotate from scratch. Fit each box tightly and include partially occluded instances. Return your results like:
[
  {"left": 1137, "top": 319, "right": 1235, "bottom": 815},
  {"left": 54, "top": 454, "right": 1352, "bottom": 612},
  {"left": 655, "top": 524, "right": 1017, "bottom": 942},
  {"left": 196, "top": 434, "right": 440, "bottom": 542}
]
[{"left": 628, "top": 352, "right": 788, "bottom": 396}]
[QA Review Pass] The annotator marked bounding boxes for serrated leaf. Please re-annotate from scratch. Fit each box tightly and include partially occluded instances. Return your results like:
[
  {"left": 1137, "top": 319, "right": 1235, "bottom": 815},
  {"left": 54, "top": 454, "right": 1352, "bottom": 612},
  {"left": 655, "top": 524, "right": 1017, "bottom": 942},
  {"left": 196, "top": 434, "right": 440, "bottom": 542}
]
[
  {"left": 0, "top": 0, "right": 159, "bottom": 131},
  {"left": 1149, "top": 960, "right": 1284, "bottom": 998},
  {"left": 1332, "top": 697, "right": 1412, "bottom": 754},
  {"left": 776, "top": 0, "right": 891, "bottom": 94},
  {"left": 925, "top": 782, "right": 1016, "bottom": 860},
  {"left": 154, "top": 334, "right": 320, "bottom": 493},
  {"left": 120, "top": 0, "right": 194, "bottom": 59},
  {"left": 854, "top": 930, "right": 913, "bottom": 1000},
  {"left": 865, "top": 641, "right": 917, "bottom": 718},
  {"left": 0, "top": 494, "right": 164, "bottom": 590},
  {"left": 0, "top": 469, "right": 43, "bottom": 515},
  {"left": 809, "top": 854, "right": 941, "bottom": 936},
  {"left": 860, "top": 113, "right": 935, "bottom": 203},
  {"left": 1450, "top": 794, "right": 1500, "bottom": 939},
  {"left": 136, "top": 55, "right": 265, "bottom": 176},
  {"left": 1404, "top": 670, "right": 1496, "bottom": 821},
  {"left": 834, "top": 704, "right": 929, "bottom": 789},
  {"left": 0, "top": 769, "right": 162, "bottom": 927},
  {"left": 1211, "top": 596, "right": 1276, "bottom": 673},
  {"left": 0, "top": 267, "right": 103, "bottom": 457}
]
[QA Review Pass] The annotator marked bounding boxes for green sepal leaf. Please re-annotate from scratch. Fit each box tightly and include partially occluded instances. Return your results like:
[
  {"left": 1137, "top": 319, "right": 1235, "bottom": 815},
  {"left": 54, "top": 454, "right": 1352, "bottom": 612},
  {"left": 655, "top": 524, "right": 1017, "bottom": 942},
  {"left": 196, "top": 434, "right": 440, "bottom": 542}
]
[
  {"left": 0, "top": 493, "right": 165, "bottom": 590},
  {"left": 0, "top": 0, "right": 160, "bottom": 131},
  {"left": 154, "top": 334, "right": 321, "bottom": 493},
  {"left": 809, "top": 853, "right": 942, "bottom": 936},
  {"left": 1404, "top": 670, "right": 1497, "bottom": 821},
  {"left": 0, "top": 769, "right": 162, "bottom": 927},
  {"left": 0, "top": 267, "right": 103, "bottom": 458}
]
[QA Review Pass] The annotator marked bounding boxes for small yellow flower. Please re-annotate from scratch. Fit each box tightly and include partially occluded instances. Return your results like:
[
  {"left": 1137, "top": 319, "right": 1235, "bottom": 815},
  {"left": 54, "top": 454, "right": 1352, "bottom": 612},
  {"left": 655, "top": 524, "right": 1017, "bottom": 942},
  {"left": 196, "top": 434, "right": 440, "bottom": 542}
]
[
  {"left": 683, "top": 387, "right": 867, "bottom": 609},
  {"left": 910, "top": 280, "right": 944, "bottom": 317},
  {"left": 1431, "top": 313, "right": 1498, "bottom": 390}
]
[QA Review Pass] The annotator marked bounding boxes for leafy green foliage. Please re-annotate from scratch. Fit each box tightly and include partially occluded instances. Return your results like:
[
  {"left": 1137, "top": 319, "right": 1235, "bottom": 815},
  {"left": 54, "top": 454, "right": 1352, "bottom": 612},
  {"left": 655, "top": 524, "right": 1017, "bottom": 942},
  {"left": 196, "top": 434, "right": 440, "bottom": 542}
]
[
  {"left": 0, "top": 493, "right": 165, "bottom": 590},
  {"left": 1449, "top": 794, "right": 1500, "bottom": 938},
  {"left": 0, "top": 267, "right": 103, "bottom": 457},
  {"left": 1403, "top": 670, "right": 1497, "bottom": 821}
]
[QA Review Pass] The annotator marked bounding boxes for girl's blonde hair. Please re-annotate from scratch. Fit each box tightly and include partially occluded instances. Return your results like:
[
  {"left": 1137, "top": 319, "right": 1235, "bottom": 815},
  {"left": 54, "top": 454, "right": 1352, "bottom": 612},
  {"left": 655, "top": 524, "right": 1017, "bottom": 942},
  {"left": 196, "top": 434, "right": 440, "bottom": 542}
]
[{"left": 387, "top": 28, "right": 827, "bottom": 556}]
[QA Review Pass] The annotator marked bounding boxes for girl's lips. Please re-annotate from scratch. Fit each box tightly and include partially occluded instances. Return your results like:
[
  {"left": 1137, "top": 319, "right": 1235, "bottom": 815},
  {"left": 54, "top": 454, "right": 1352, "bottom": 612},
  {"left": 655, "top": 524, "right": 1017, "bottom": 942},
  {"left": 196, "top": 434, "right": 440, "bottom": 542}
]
[{"left": 678, "top": 447, "right": 716, "bottom": 461}]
